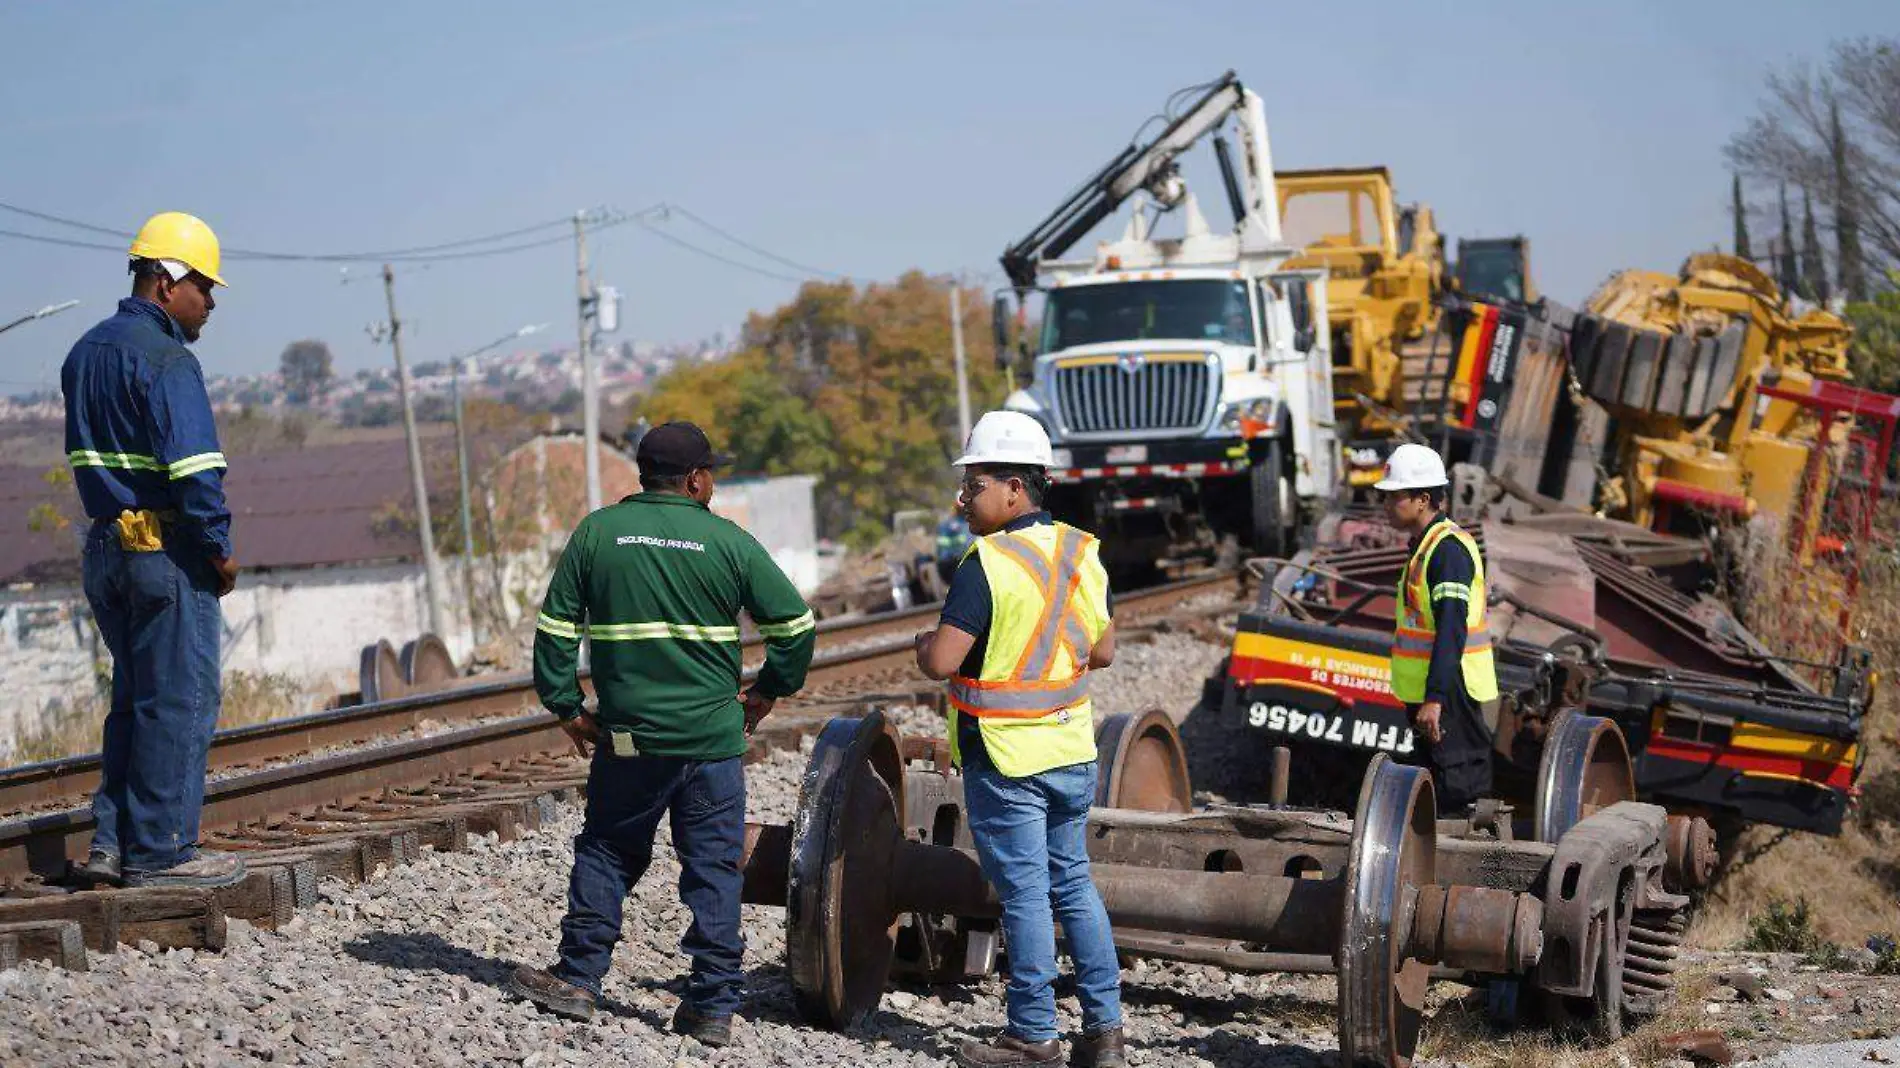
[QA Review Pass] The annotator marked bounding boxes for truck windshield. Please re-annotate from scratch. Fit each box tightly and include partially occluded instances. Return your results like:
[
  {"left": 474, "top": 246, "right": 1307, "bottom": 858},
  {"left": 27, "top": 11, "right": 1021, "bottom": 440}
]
[{"left": 1042, "top": 279, "right": 1254, "bottom": 351}]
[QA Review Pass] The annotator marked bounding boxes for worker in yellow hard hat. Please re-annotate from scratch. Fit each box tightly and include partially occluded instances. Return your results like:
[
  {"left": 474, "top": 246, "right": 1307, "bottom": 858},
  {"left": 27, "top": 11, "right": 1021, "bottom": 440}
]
[
  {"left": 124, "top": 211, "right": 226, "bottom": 339},
  {"left": 60, "top": 211, "right": 243, "bottom": 890}
]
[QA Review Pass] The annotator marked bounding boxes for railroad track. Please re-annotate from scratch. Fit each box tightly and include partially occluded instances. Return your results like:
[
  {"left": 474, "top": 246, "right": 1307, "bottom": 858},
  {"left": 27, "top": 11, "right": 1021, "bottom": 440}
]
[{"left": 0, "top": 569, "right": 1239, "bottom": 886}]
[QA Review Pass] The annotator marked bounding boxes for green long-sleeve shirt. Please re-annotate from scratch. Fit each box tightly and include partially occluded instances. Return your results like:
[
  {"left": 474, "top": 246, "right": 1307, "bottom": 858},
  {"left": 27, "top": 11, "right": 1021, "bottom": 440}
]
[{"left": 533, "top": 491, "right": 817, "bottom": 760}]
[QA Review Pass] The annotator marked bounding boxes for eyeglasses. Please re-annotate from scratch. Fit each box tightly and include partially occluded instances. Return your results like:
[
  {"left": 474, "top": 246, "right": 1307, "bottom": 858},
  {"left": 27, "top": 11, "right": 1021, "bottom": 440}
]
[{"left": 959, "top": 476, "right": 996, "bottom": 499}]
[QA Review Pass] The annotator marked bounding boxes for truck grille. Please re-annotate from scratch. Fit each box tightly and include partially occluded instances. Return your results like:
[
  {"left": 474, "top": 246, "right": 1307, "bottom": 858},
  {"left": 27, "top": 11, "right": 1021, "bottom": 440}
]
[{"left": 1052, "top": 357, "right": 1215, "bottom": 436}]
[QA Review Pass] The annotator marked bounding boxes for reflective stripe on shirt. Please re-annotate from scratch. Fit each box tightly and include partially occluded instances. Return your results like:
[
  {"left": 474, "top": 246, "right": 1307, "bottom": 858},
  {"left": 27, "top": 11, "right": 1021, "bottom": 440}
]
[
  {"left": 587, "top": 621, "right": 741, "bottom": 642},
  {"left": 69, "top": 449, "right": 163, "bottom": 472},
  {"left": 167, "top": 451, "right": 228, "bottom": 479},
  {"left": 754, "top": 611, "right": 816, "bottom": 638}
]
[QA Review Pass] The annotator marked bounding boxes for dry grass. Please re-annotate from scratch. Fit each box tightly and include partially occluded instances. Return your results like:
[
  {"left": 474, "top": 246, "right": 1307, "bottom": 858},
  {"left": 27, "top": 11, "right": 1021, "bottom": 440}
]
[
  {"left": 1692, "top": 511, "right": 1900, "bottom": 950},
  {"left": 1419, "top": 970, "right": 1719, "bottom": 1068},
  {"left": 10, "top": 669, "right": 312, "bottom": 765}
]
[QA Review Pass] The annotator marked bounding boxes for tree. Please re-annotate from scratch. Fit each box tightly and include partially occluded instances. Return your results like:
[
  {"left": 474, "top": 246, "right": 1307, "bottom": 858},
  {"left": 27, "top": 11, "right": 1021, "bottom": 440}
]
[
  {"left": 1845, "top": 271, "right": 1900, "bottom": 393},
  {"left": 1800, "top": 188, "right": 1830, "bottom": 303},
  {"left": 638, "top": 272, "right": 1008, "bottom": 546},
  {"left": 279, "top": 339, "right": 335, "bottom": 404},
  {"left": 1831, "top": 98, "right": 1869, "bottom": 301},
  {"left": 1732, "top": 173, "right": 1753, "bottom": 261},
  {"left": 1725, "top": 36, "right": 1900, "bottom": 297},
  {"left": 1777, "top": 185, "right": 1801, "bottom": 298}
]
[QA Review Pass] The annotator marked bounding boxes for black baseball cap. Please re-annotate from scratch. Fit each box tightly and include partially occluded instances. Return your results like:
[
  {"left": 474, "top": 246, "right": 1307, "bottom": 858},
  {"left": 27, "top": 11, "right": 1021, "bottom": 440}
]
[{"left": 636, "top": 421, "right": 733, "bottom": 476}]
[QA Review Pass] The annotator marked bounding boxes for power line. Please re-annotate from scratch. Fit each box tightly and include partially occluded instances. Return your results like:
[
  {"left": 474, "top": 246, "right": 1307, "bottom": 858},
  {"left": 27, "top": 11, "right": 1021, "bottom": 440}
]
[
  {"left": 0, "top": 200, "right": 633, "bottom": 263},
  {"left": 0, "top": 213, "right": 644, "bottom": 264},
  {"left": 664, "top": 204, "right": 846, "bottom": 279},
  {"left": 0, "top": 227, "right": 126, "bottom": 253},
  {"left": 634, "top": 218, "right": 812, "bottom": 284}
]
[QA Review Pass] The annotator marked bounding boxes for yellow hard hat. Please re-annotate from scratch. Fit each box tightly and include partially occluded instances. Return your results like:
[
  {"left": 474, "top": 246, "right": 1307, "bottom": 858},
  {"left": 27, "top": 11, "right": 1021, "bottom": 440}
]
[{"left": 128, "top": 212, "right": 227, "bottom": 287}]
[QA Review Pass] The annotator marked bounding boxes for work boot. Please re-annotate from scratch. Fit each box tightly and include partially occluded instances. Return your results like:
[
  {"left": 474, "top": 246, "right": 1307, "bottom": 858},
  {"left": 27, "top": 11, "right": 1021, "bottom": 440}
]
[
  {"left": 122, "top": 850, "right": 246, "bottom": 889},
  {"left": 957, "top": 1032, "right": 1063, "bottom": 1067},
  {"left": 1070, "top": 1026, "right": 1127, "bottom": 1068},
  {"left": 670, "top": 1002, "right": 733, "bottom": 1047},
  {"left": 72, "top": 849, "right": 122, "bottom": 888},
  {"left": 509, "top": 965, "right": 596, "bottom": 1021}
]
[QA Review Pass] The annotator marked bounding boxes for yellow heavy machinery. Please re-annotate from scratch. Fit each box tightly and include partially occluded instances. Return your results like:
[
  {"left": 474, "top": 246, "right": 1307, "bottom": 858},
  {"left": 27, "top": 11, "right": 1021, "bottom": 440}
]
[
  {"left": 1567, "top": 253, "right": 1856, "bottom": 530},
  {"left": 1276, "top": 167, "right": 1444, "bottom": 439},
  {"left": 1275, "top": 170, "right": 1537, "bottom": 486}
]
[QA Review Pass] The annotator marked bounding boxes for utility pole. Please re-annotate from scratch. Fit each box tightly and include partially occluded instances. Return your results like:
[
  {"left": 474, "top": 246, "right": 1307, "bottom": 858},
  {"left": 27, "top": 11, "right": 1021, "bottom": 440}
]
[
  {"left": 574, "top": 211, "right": 602, "bottom": 513},
  {"left": 950, "top": 284, "right": 973, "bottom": 443},
  {"left": 450, "top": 357, "right": 478, "bottom": 647},
  {"left": 381, "top": 264, "right": 450, "bottom": 640}
]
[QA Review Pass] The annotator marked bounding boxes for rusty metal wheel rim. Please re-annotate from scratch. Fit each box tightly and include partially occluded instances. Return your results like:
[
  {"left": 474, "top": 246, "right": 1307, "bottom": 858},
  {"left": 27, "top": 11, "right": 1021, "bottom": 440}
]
[
  {"left": 1094, "top": 709, "right": 1192, "bottom": 813},
  {"left": 1533, "top": 712, "right": 1635, "bottom": 844},
  {"left": 401, "top": 633, "right": 458, "bottom": 689},
  {"left": 1338, "top": 754, "right": 1437, "bottom": 1068},
  {"left": 359, "top": 640, "right": 405, "bottom": 704},
  {"left": 786, "top": 711, "right": 905, "bottom": 1030}
]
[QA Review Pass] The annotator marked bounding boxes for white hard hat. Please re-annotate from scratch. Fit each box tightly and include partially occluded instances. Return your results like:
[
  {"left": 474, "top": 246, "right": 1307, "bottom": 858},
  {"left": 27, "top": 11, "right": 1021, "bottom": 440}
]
[
  {"left": 1373, "top": 443, "right": 1449, "bottom": 491},
  {"left": 954, "top": 410, "right": 1054, "bottom": 468}
]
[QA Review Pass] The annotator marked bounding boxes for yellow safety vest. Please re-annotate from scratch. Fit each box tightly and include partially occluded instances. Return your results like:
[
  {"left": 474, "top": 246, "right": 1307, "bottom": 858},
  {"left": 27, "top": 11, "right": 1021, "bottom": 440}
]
[
  {"left": 946, "top": 521, "right": 1112, "bottom": 778},
  {"left": 1389, "top": 520, "right": 1499, "bottom": 704}
]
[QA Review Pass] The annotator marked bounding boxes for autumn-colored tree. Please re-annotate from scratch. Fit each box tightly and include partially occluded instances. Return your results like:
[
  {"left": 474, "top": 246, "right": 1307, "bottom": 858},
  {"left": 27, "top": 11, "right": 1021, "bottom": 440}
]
[{"left": 639, "top": 272, "right": 1007, "bottom": 545}]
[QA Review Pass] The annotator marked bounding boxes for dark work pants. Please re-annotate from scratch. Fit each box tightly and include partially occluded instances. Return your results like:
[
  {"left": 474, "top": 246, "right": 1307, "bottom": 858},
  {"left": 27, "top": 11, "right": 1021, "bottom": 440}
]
[
  {"left": 82, "top": 522, "right": 223, "bottom": 873},
  {"left": 1408, "top": 686, "right": 1494, "bottom": 814},
  {"left": 551, "top": 749, "right": 747, "bottom": 1017}
]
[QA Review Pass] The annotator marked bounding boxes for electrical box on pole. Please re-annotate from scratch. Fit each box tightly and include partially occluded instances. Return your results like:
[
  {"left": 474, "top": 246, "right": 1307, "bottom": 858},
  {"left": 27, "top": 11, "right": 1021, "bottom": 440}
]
[{"left": 595, "top": 285, "right": 622, "bottom": 335}]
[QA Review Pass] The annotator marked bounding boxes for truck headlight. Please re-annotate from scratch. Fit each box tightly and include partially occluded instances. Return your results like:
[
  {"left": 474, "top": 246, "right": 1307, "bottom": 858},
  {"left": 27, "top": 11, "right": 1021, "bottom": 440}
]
[{"left": 1218, "top": 399, "right": 1275, "bottom": 432}]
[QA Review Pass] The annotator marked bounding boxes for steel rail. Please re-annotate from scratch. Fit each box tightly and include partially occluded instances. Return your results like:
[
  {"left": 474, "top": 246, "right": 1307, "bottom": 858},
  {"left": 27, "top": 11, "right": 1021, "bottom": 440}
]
[
  {"left": 0, "top": 597, "right": 1039, "bottom": 814},
  {"left": 0, "top": 571, "right": 1237, "bottom": 872}
]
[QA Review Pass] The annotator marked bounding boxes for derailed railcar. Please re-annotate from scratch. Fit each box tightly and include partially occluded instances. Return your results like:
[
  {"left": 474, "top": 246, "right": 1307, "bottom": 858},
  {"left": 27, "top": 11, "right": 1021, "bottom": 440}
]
[{"left": 1215, "top": 292, "right": 1870, "bottom": 835}]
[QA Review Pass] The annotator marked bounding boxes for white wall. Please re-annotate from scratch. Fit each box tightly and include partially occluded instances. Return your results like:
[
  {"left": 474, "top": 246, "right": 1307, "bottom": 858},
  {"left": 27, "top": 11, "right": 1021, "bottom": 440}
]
[
  {"left": 710, "top": 474, "right": 821, "bottom": 592},
  {"left": 0, "top": 561, "right": 477, "bottom": 761}
]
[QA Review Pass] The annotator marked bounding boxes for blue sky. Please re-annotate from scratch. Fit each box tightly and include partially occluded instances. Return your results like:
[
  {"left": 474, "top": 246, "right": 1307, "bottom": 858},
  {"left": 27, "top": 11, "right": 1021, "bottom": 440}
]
[{"left": 1, "top": 1, "right": 1893, "bottom": 389}]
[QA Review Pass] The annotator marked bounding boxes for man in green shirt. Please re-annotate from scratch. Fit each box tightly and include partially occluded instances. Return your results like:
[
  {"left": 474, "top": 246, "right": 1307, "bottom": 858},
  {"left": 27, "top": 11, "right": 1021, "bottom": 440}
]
[{"left": 510, "top": 422, "right": 817, "bottom": 1046}]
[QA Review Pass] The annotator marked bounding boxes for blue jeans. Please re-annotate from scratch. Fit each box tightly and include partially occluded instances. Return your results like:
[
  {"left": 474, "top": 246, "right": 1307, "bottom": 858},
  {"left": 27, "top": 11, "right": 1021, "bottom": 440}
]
[
  {"left": 552, "top": 750, "right": 747, "bottom": 1017},
  {"left": 964, "top": 750, "right": 1123, "bottom": 1042},
  {"left": 81, "top": 522, "right": 223, "bottom": 873}
]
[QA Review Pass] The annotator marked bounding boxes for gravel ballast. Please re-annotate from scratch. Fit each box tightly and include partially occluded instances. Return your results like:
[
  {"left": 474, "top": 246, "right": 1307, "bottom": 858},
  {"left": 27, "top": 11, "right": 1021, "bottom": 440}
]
[
  {"left": 10, "top": 627, "right": 1873, "bottom": 1067},
  {"left": 0, "top": 634, "right": 1345, "bottom": 1067}
]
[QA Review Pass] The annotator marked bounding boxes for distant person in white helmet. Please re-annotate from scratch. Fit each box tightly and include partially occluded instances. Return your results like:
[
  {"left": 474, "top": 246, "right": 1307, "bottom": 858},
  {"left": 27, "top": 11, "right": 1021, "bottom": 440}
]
[
  {"left": 1375, "top": 443, "right": 1500, "bottom": 813},
  {"left": 913, "top": 410, "right": 1127, "bottom": 1068}
]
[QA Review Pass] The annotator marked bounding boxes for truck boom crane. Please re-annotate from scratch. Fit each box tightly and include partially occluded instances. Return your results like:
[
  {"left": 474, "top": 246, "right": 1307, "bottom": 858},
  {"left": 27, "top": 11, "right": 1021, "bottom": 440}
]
[
  {"left": 990, "top": 72, "right": 1333, "bottom": 574},
  {"left": 1000, "top": 70, "right": 1286, "bottom": 291}
]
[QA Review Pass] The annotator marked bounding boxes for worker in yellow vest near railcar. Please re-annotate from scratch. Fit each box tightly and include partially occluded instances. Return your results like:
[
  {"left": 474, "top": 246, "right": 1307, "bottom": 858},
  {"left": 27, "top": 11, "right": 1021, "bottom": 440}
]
[
  {"left": 914, "top": 411, "right": 1126, "bottom": 1068},
  {"left": 1376, "top": 443, "right": 1499, "bottom": 814}
]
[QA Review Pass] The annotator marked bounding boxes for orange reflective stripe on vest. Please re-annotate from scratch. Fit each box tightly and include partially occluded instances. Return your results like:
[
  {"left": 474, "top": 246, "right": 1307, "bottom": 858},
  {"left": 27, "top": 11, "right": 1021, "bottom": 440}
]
[
  {"left": 948, "top": 526, "right": 1094, "bottom": 719},
  {"left": 1388, "top": 519, "right": 1498, "bottom": 703}
]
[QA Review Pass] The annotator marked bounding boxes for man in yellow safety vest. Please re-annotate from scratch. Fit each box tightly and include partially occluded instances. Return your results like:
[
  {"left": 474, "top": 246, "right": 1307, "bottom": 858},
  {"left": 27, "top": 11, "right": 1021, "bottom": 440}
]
[
  {"left": 1376, "top": 443, "right": 1499, "bottom": 813},
  {"left": 914, "top": 410, "right": 1125, "bottom": 1068}
]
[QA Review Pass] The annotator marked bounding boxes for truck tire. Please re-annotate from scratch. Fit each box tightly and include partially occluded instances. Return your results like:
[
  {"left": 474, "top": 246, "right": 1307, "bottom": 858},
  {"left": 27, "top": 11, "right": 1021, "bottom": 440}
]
[{"left": 1249, "top": 437, "right": 1294, "bottom": 558}]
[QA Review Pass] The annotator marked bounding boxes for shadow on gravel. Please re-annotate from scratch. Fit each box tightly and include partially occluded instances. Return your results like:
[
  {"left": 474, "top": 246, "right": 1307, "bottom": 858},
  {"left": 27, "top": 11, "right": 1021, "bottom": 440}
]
[
  {"left": 1143, "top": 1029, "right": 1327, "bottom": 1068},
  {"left": 616, "top": 962, "right": 963, "bottom": 1060},
  {"left": 1118, "top": 982, "right": 1337, "bottom": 1032},
  {"left": 340, "top": 930, "right": 664, "bottom": 1029}
]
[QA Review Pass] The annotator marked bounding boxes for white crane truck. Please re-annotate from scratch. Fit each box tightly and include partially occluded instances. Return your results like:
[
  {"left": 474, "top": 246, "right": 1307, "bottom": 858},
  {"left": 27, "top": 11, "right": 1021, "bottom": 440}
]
[{"left": 992, "top": 71, "right": 1338, "bottom": 575}]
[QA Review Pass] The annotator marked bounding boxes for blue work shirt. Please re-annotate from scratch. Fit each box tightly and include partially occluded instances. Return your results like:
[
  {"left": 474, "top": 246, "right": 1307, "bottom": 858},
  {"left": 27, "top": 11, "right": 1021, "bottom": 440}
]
[
  {"left": 61, "top": 297, "right": 231, "bottom": 561},
  {"left": 938, "top": 511, "right": 1113, "bottom": 763}
]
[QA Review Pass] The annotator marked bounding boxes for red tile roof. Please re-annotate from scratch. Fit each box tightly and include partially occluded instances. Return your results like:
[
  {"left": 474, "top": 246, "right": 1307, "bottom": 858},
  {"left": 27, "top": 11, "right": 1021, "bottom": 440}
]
[{"left": 0, "top": 430, "right": 631, "bottom": 586}]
